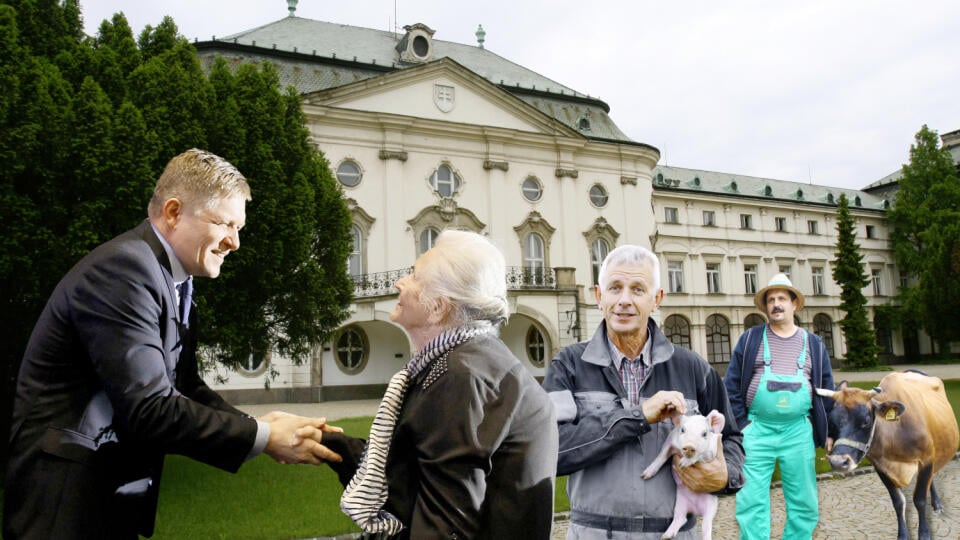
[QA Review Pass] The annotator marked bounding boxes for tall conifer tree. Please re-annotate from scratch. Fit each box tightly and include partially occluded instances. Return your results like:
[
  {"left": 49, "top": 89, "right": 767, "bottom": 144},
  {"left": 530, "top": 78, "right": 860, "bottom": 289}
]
[
  {"left": 888, "top": 125, "right": 960, "bottom": 352},
  {"left": 832, "top": 194, "right": 880, "bottom": 368},
  {"left": 0, "top": 2, "right": 352, "bottom": 465}
]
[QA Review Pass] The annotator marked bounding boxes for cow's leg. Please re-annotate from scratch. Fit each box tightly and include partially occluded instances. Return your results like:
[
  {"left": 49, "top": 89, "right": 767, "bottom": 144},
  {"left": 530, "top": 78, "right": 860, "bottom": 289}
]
[
  {"left": 913, "top": 464, "right": 934, "bottom": 540},
  {"left": 877, "top": 469, "right": 909, "bottom": 540},
  {"left": 930, "top": 479, "right": 943, "bottom": 512}
]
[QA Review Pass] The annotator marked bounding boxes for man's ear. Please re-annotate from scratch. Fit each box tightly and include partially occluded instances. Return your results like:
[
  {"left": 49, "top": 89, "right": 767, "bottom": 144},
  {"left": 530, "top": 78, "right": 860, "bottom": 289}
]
[{"left": 162, "top": 198, "right": 183, "bottom": 229}]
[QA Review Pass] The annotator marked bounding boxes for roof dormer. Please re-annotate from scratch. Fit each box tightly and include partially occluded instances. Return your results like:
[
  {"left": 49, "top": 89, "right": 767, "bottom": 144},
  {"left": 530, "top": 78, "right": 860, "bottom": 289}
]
[{"left": 396, "top": 23, "right": 435, "bottom": 64}]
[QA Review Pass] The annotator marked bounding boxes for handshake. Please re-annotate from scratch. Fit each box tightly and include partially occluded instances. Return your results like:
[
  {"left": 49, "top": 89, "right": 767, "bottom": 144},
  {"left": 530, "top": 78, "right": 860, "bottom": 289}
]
[{"left": 257, "top": 411, "right": 353, "bottom": 466}]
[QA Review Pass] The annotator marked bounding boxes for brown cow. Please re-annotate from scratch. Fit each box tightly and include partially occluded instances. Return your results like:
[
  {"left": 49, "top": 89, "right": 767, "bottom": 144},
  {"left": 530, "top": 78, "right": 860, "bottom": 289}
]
[{"left": 816, "top": 370, "right": 959, "bottom": 540}]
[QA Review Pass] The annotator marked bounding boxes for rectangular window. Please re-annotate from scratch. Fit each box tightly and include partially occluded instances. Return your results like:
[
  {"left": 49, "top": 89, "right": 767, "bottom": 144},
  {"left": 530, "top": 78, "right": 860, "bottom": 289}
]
[
  {"left": 899, "top": 271, "right": 908, "bottom": 290},
  {"left": 807, "top": 220, "right": 819, "bottom": 235},
  {"left": 744, "top": 265, "right": 758, "bottom": 294},
  {"left": 668, "top": 261, "right": 684, "bottom": 293},
  {"left": 703, "top": 210, "right": 715, "bottom": 227},
  {"left": 706, "top": 263, "right": 721, "bottom": 293},
  {"left": 775, "top": 217, "right": 787, "bottom": 232},
  {"left": 779, "top": 265, "right": 792, "bottom": 279},
  {"left": 866, "top": 225, "right": 876, "bottom": 239},
  {"left": 812, "top": 267, "right": 825, "bottom": 295},
  {"left": 665, "top": 207, "right": 679, "bottom": 224},
  {"left": 872, "top": 269, "right": 883, "bottom": 295},
  {"left": 740, "top": 214, "right": 752, "bottom": 229}
]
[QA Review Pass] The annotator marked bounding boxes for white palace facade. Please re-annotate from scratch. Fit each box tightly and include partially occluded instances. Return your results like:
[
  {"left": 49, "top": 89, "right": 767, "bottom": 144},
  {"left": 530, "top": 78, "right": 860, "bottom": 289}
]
[{"left": 191, "top": 6, "right": 955, "bottom": 403}]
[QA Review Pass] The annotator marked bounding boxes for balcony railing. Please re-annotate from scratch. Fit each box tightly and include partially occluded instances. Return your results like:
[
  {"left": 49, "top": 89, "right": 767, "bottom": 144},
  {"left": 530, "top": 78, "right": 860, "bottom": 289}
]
[
  {"left": 506, "top": 266, "right": 556, "bottom": 290},
  {"left": 352, "top": 265, "right": 557, "bottom": 298},
  {"left": 353, "top": 267, "right": 412, "bottom": 298}
]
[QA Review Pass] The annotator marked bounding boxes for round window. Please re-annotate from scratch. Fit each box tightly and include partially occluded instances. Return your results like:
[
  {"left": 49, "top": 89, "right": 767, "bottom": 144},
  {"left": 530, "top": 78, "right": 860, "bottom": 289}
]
[
  {"left": 335, "top": 326, "right": 368, "bottom": 374},
  {"left": 336, "top": 161, "right": 362, "bottom": 187},
  {"left": 589, "top": 184, "right": 608, "bottom": 207},
  {"left": 412, "top": 35, "right": 429, "bottom": 57},
  {"left": 239, "top": 350, "right": 269, "bottom": 375},
  {"left": 522, "top": 176, "right": 542, "bottom": 202}
]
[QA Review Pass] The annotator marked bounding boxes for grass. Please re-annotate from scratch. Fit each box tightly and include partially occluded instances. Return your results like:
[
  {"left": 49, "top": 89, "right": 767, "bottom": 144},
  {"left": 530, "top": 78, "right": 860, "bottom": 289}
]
[{"left": 2, "top": 380, "right": 958, "bottom": 538}]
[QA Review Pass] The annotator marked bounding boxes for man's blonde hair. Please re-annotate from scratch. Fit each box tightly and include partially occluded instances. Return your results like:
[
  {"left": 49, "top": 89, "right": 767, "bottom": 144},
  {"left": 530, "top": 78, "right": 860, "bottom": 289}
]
[{"left": 147, "top": 148, "right": 251, "bottom": 217}]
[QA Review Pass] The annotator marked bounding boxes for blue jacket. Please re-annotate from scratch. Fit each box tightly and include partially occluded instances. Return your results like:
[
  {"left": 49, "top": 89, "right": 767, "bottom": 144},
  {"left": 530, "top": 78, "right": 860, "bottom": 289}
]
[{"left": 723, "top": 324, "right": 835, "bottom": 447}]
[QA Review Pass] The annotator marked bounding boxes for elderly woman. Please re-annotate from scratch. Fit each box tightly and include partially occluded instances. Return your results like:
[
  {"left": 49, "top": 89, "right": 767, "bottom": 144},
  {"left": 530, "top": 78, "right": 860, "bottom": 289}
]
[{"left": 335, "top": 229, "right": 559, "bottom": 539}]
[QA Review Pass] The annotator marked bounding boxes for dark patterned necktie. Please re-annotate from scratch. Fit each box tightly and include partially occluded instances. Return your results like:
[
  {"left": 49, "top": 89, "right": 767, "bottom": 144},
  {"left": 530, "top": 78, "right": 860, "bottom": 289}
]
[{"left": 178, "top": 277, "right": 193, "bottom": 327}]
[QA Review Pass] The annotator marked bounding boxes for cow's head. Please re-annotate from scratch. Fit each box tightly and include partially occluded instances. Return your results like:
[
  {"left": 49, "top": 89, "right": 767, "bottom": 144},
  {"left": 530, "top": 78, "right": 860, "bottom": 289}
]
[{"left": 815, "top": 381, "right": 906, "bottom": 473}]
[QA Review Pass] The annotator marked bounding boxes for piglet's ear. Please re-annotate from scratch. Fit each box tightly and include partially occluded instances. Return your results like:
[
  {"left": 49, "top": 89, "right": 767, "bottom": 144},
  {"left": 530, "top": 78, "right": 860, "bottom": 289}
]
[
  {"left": 706, "top": 409, "right": 725, "bottom": 433},
  {"left": 670, "top": 412, "right": 683, "bottom": 426}
]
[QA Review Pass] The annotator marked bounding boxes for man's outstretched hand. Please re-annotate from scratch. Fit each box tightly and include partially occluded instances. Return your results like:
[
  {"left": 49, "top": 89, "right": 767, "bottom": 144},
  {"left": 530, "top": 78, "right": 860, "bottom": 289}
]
[{"left": 259, "top": 411, "right": 345, "bottom": 465}]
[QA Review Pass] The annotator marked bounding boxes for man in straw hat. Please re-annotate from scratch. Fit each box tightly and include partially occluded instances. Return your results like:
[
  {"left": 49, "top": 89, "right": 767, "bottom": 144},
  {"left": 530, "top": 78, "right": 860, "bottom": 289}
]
[{"left": 723, "top": 273, "right": 835, "bottom": 539}]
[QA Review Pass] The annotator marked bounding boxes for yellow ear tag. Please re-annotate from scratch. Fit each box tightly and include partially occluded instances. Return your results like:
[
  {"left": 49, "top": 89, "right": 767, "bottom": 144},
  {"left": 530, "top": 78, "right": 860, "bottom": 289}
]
[{"left": 885, "top": 409, "right": 897, "bottom": 421}]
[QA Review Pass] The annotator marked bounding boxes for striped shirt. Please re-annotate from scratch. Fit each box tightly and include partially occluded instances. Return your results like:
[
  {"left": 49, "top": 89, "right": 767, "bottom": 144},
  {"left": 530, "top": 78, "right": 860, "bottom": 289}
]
[{"left": 745, "top": 325, "right": 813, "bottom": 408}]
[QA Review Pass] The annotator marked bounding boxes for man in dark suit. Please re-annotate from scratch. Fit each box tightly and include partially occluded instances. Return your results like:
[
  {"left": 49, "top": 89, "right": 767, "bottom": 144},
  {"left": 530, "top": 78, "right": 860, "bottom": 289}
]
[{"left": 3, "top": 149, "right": 343, "bottom": 539}]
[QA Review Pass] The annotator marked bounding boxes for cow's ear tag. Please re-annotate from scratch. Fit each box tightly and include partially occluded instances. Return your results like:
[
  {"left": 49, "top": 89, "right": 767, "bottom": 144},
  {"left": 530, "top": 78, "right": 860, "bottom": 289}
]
[{"left": 884, "top": 409, "right": 898, "bottom": 421}]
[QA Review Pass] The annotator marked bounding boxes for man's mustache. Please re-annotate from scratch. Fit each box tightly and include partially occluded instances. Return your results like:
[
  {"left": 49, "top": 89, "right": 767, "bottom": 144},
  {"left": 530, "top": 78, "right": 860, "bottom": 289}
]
[{"left": 771, "top": 307, "right": 785, "bottom": 314}]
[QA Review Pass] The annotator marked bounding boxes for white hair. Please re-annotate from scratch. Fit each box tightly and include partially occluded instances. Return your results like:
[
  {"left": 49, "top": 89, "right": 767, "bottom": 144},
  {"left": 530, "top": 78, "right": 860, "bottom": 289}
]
[
  {"left": 597, "top": 244, "right": 661, "bottom": 291},
  {"left": 418, "top": 230, "right": 509, "bottom": 327}
]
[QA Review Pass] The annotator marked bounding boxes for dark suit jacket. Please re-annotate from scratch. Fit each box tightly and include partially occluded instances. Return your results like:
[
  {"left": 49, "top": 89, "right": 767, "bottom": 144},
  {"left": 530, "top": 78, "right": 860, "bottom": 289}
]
[{"left": 3, "top": 221, "right": 258, "bottom": 539}]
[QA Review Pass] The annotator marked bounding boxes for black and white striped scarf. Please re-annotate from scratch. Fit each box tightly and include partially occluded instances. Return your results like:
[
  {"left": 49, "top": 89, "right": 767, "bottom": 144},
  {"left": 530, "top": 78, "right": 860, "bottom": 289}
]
[{"left": 340, "top": 323, "right": 495, "bottom": 536}]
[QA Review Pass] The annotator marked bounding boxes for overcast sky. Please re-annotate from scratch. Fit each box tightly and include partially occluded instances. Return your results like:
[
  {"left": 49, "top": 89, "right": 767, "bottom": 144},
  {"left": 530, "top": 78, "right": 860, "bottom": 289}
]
[{"left": 79, "top": 0, "right": 960, "bottom": 191}]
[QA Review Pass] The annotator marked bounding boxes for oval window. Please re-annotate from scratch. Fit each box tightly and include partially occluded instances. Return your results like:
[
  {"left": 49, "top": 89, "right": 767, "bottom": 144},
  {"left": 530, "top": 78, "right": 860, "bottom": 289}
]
[
  {"left": 336, "top": 160, "right": 362, "bottom": 187},
  {"left": 589, "top": 184, "right": 608, "bottom": 208}
]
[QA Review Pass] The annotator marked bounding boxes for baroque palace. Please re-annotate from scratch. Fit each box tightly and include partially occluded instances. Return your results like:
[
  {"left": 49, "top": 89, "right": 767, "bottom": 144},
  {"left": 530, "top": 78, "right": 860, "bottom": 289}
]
[{"left": 194, "top": 4, "right": 959, "bottom": 403}]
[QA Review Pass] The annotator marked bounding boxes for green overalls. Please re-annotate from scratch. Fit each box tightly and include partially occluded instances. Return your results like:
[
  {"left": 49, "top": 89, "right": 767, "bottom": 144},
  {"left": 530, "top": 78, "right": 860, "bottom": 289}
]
[{"left": 736, "top": 327, "right": 819, "bottom": 540}]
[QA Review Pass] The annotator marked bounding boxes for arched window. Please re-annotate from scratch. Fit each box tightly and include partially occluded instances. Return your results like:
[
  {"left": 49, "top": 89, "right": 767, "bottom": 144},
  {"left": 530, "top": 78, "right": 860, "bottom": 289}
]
[
  {"left": 813, "top": 314, "right": 834, "bottom": 358},
  {"left": 524, "top": 233, "right": 545, "bottom": 286},
  {"left": 430, "top": 164, "right": 461, "bottom": 197},
  {"left": 874, "top": 318, "right": 892, "bottom": 354},
  {"left": 419, "top": 227, "right": 440, "bottom": 255},
  {"left": 335, "top": 326, "right": 368, "bottom": 374},
  {"left": 744, "top": 313, "right": 766, "bottom": 331},
  {"left": 348, "top": 225, "right": 362, "bottom": 277},
  {"left": 663, "top": 315, "right": 691, "bottom": 349},
  {"left": 705, "top": 314, "right": 731, "bottom": 364},
  {"left": 590, "top": 238, "right": 610, "bottom": 286},
  {"left": 526, "top": 325, "right": 546, "bottom": 367}
]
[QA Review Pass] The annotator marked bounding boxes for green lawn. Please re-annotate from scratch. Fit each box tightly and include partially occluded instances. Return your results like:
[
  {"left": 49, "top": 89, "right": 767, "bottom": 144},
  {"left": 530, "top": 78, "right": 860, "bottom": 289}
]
[{"left": 2, "top": 380, "right": 958, "bottom": 538}]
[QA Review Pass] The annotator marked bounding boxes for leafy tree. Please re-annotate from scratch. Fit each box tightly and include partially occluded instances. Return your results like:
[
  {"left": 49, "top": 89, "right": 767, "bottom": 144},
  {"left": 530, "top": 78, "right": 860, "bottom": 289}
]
[
  {"left": 201, "top": 59, "right": 353, "bottom": 367},
  {"left": 888, "top": 125, "right": 960, "bottom": 353},
  {"left": 0, "top": 2, "right": 352, "bottom": 469},
  {"left": 832, "top": 193, "right": 879, "bottom": 368}
]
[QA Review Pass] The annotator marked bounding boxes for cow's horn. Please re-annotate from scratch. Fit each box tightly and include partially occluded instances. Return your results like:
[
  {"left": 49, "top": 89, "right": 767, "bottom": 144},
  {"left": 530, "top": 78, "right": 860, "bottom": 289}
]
[{"left": 815, "top": 388, "right": 836, "bottom": 398}]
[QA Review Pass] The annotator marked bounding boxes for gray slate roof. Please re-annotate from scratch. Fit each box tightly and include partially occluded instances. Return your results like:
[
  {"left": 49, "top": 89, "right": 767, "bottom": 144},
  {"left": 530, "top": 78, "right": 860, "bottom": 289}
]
[
  {"left": 196, "top": 16, "right": 635, "bottom": 143},
  {"left": 653, "top": 165, "right": 890, "bottom": 211}
]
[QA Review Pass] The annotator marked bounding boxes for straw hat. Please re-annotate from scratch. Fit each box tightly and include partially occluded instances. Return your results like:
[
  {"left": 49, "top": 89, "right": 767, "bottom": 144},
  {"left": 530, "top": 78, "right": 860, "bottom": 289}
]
[{"left": 754, "top": 273, "right": 805, "bottom": 312}]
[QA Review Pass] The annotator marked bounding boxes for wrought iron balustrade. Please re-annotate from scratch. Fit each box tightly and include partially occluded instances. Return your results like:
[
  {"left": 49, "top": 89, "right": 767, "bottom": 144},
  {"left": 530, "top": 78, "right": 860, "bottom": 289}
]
[
  {"left": 353, "top": 267, "right": 412, "bottom": 298},
  {"left": 353, "top": 265, "right": 556, "bottom": 297},
  {"left": 506, "top": 266, "right": 556, "bottom": 289}
]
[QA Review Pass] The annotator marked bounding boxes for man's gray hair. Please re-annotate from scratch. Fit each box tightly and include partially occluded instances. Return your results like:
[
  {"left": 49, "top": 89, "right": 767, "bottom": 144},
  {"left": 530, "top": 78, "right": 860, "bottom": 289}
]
[
  {"left": 597, "top": 244, "right": 661, "bottom": 291},
  {"left": 419, "top": 229, "right": 509, "bottom": 327},
  {"left": 148, "top": 148, "right": 251, "bottom": 217}
]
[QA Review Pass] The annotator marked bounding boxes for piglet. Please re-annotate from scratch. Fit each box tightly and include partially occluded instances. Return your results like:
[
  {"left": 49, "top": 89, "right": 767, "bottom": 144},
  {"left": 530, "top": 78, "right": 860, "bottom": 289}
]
[{"left": 641, "top": 410, "right": 725, "bottom": 540}]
